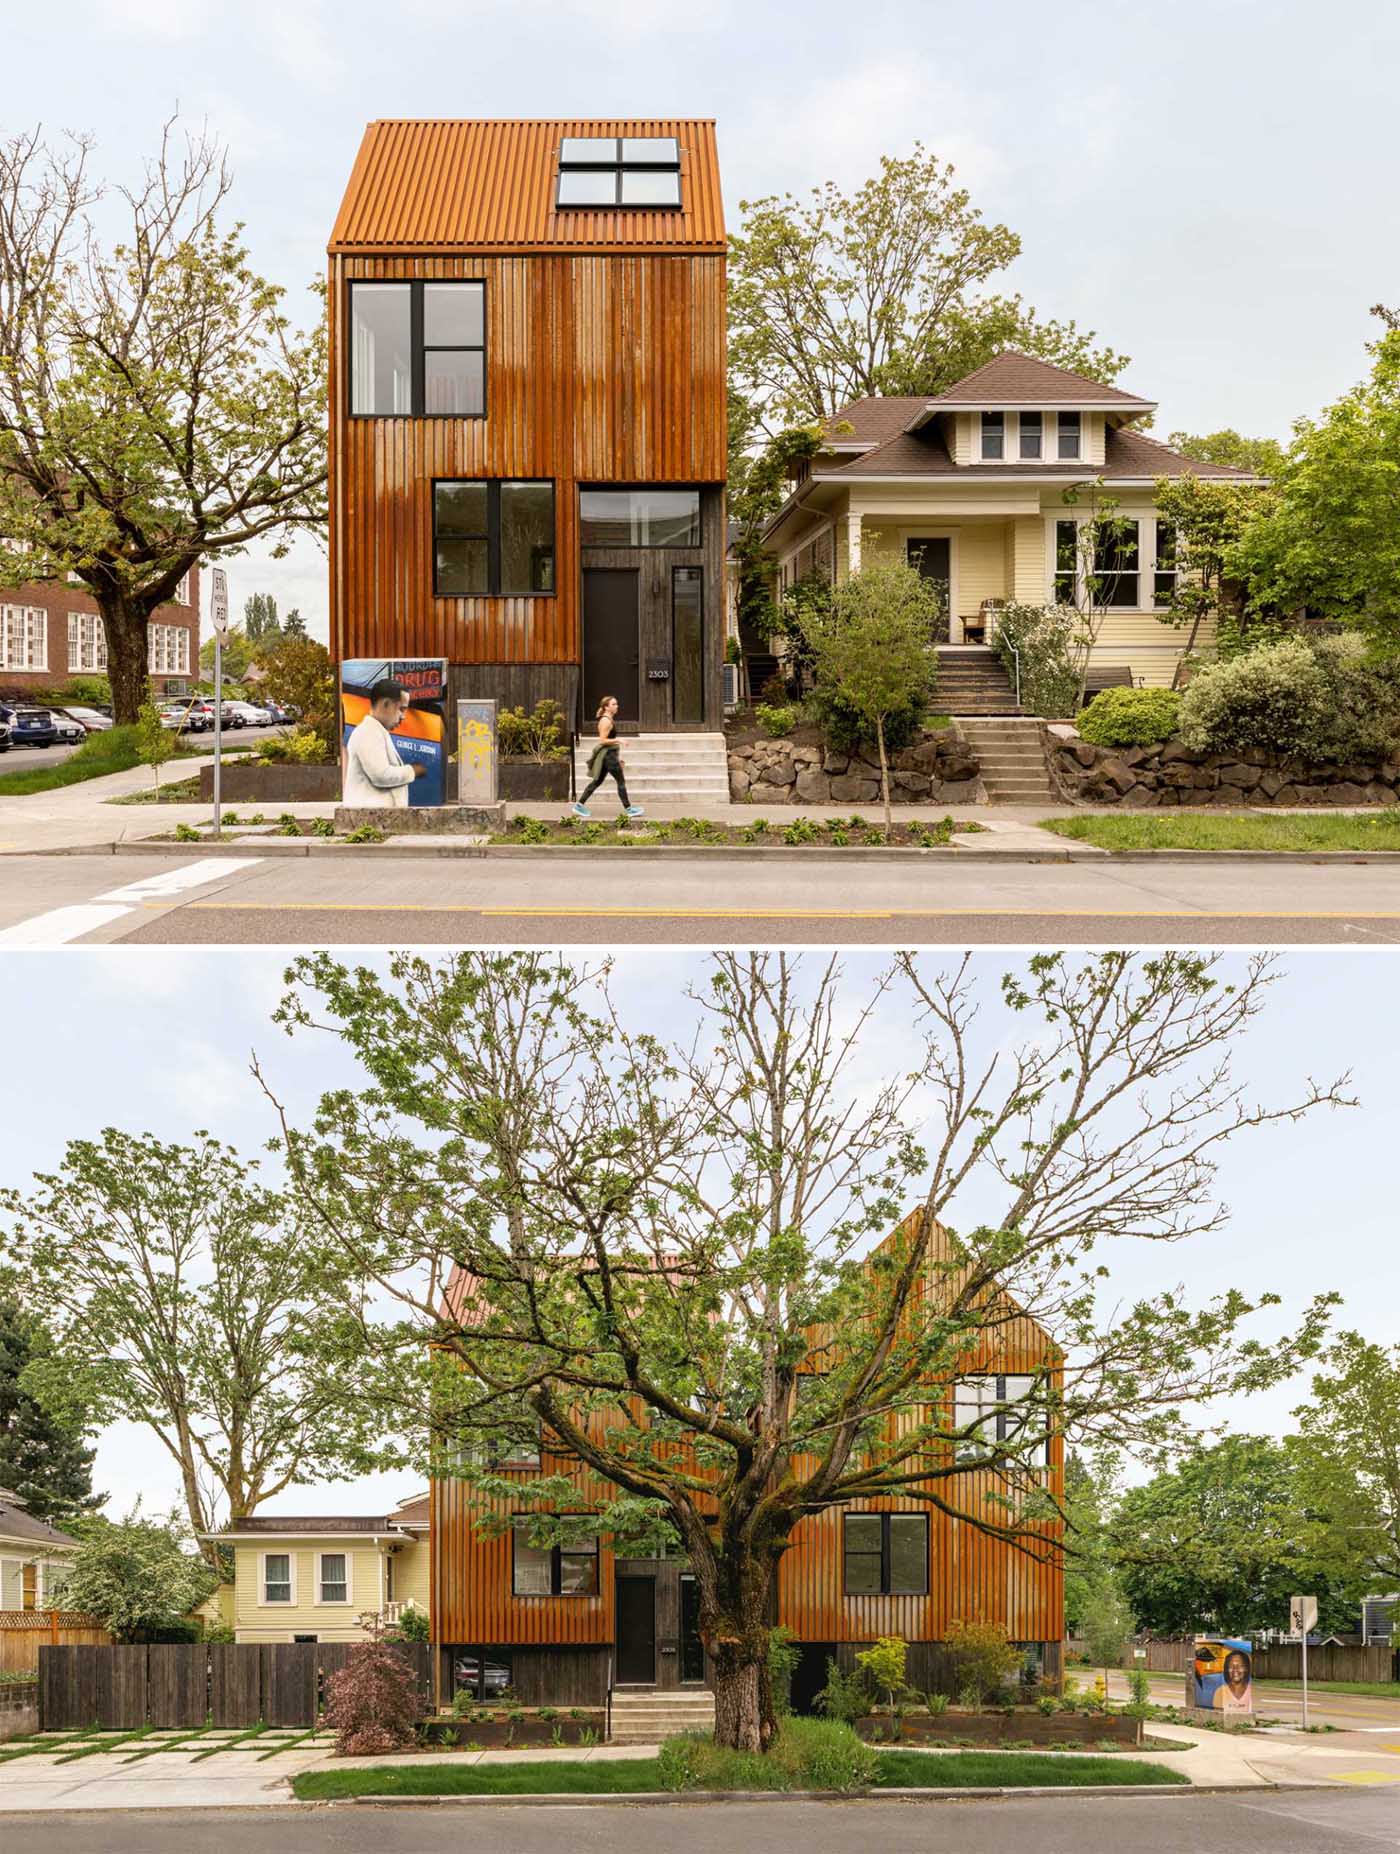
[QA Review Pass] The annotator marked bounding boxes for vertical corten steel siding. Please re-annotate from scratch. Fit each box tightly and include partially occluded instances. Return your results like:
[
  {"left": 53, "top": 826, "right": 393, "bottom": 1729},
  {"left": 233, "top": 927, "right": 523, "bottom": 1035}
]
[{"left": 328, "top": 252, "right": 726, "bottom": 668}]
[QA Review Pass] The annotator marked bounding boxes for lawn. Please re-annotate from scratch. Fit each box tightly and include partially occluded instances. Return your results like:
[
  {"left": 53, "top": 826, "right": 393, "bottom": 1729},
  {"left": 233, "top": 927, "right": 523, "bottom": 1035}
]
[
  {"left": 0, "top": 727, "right": 210, "bottom": 798},
  {"left": 1040, "top": 813, "right": 1400, "bottom": 853},
  {"left": 1256, "top": 1679, "right": 1400, "bottom": 1699},
  {"left": 290, "top": 1749, "right": 1188, "bottom": 1802}
]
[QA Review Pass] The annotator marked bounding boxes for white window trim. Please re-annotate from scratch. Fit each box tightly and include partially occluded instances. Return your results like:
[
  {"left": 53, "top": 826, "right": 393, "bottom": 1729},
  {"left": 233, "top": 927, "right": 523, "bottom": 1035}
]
[
  {"left": 316, "top": 1550, "right": 353, "bottom": 1607},
  {"left": 978, "top": 410, "right": 1007, "bottom": 463},
  {"left": 1056, "top": 409, "right": 1084, "bottom": 462},
  {"left": 1, "top": 605, "right": 48, "bottom": 673},
  {"left": 1016, "top": 409, "right": 1045, "bottom": 462},
  {"left": 68, "top": 610, "right": 108, "bottom": 673},
  {"left": 1044, "top": 512, "right": 1154, "bottom": 613},
  {"left": 148, "top": 623, "right": 192, "bottom": 677},
  {"left": 258, "top": 1549, "right": 297, "bottom": 1607},
  {"left": 0, "top": 1555, "right": 24, "bottom": 1610}
]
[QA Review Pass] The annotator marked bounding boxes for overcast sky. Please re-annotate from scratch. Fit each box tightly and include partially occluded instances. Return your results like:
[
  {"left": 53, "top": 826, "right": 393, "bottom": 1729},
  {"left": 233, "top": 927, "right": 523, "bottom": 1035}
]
[
  {"left": 9, "top": 0, "right": 1398, "bottom": 638},
  {"left": 1, "top": 946, "right": 1393, "bottom": 1523}
]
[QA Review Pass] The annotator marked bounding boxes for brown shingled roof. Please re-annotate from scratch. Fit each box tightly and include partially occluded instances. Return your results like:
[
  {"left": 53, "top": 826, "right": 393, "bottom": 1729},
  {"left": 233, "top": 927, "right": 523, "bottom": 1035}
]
[
  {"left": 816, "top": 414, "right": 1254, "bottom": 482},
  {"left": 329, "top": 119, "right": 724, "bottom": 254},
  {"left": 926, "top": 351, "right": 1153, "bottom": 406},
  {"left": 0, "top": 1489, "right": 79, "bottom": 1550},
  {"left": 1099, "top": 424, "right": 1256, "bottom": 480}
]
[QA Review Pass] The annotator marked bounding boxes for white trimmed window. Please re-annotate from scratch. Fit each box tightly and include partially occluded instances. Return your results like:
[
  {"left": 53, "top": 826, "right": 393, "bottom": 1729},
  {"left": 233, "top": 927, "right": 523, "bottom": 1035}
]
[
  {"left": 1048, "top": 516, "right": 1145, "bottom": 609},
  {"left": 68, "top": 611, "right": 108, "bottom": 673},
  {"left": 148, "top": 623, "right": 191, "bottom": 676},
  {"left": 261, "top": 1552, "right": 294, "bottom": 1604},
  {"left": 1153, "top": 522, "right": 1180, "bottom": 608},
  {"left": 1057, "top": 412, "right": 1082, "bottom": 460},
  {"left": 0, "top": 1557, "right": 23, "bottom": 1609},
  {"left": 1, "top": 606, "right": 48, "bottom": 672},
  {"left": 174, "top": 573, "right": 191, "bottom": 606},
  {"left": 40, "top": 1561, "right": 71, "bottom": 1607},
  {"left": 979, "top": 410, "right": 1005, "bottom": 461},
  {"left": 953, "top": 1374, "right": 1049, "bottom": 1467},
  {"left": 1018, "top": 410, "right": 1043, "bottom": 459},
  {"left": 317, "top": 1552, "right": 350, "bottom": 1604}
]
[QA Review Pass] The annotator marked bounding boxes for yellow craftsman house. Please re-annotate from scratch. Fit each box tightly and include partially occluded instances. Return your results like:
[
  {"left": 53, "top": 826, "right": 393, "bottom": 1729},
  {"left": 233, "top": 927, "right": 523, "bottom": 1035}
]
[
  {"left": 208, "top": 1493, "right": 430, "bottom": 1645},
  {"left": 762, "top": 351, "right": 1257, "bottom": 691},
  {"left": 0, "top": 1488, "right": 78, "bottom": 1611}
]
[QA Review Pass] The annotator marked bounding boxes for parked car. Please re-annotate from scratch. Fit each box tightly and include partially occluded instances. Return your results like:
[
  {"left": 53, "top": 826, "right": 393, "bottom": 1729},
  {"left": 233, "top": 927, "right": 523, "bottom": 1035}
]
[
  {"left": 261, "top": 701, "right": 298, "bottom": 726},
  {"left": 49, "top": 710, "right": 86, "bottom": 746},
  {"left": 0, "top": 704, "right": 58, "bottom": 749},
  {"left": 54, "top": 705, "right": 113, "bottom": 733},
  {"left": 223, "top": 700, "right": 273, "bottom": 727},
  {"left": 157, "top": 701, "right": 209, "bottom": 733},
  {"left": 0, "top": 715, "right": 10, "bottom": 752}
]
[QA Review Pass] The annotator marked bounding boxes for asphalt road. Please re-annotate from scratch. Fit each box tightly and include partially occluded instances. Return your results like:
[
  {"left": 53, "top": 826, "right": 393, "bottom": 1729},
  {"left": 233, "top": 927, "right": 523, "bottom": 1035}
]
[
  {"left": 8, "top": 850, "right": 1400, "bottom": 945},
  {"left": 9, "top": 1793, "right": 1400, "bottom": 1854}
]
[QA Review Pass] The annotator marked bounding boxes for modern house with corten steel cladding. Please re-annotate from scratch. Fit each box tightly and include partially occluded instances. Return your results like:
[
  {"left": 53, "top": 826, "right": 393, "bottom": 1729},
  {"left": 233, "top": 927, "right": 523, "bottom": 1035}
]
[
  {"left": 327, "top": 119, "right": 727, "bottom": 747},
  {"left": 429, "top": 1212, "right": 1064, "bottom": 1715}
]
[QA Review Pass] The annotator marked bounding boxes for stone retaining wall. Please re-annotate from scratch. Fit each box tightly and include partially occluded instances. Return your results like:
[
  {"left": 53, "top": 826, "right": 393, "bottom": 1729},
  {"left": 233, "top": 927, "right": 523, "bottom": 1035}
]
[
  {"left": 0, "top": 1681, "right": 38, "bottom": 1742},
  {"left": 1050, "top": 731, "right": 1400, "bottom": 807},
  {"left": 729, "top": 732, "right": 980, "bottom": 805}
]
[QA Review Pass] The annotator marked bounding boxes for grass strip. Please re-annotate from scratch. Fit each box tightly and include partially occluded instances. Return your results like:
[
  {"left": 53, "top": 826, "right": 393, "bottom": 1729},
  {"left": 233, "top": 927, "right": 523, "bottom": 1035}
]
[
  {"left": 1040, "top": 812, "right": 1400, "bottom": 853},
  {"left": 0, "top": 727, "right": 211, "bottom": 798},
  {"left": 56, "top": 1727, "right": 154, "bottom": 1763},
  {"left": 1255, "top": 1678, "right": 1400, "bottom": 1699},
  {"left": 291, "top": 1750, "right": 1188, "bottom": 1802},
  {"left": 190, "top": 1723, "right": 272, "bottom": 1760},
  {"left": 256, "top": 1726, "right": 325, "bottom": 1760}
]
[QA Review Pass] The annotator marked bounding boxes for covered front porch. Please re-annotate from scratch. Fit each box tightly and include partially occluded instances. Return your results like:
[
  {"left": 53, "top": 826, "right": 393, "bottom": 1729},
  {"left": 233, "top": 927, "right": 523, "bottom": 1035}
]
[{"left": 834, "top": 503, "right": 1046, "bottom": 644}]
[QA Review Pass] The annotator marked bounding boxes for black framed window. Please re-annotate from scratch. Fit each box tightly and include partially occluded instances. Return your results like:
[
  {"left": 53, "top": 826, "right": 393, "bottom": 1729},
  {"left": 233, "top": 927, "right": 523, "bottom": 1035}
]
[
  {"left": 1154, "top": 522, "right": 1179, "bottom": 607},
  {"left": 953, "top": 1374, "right": 1050, "bottom": 1467},
  {"left": 580, "top": 488, "right": 701, "bottom": 547},
  {"left": 452, "top": 1649, "right": 514, "bottom": 1700},
  {"left": 1054, "top": 519, "right": 1078, "bottom": 604},
  {"left": 1019, "top": 411, "right": 1043, "bottom": 459},
  {"left": 350, "top": 280, "right": 485, "bottom": 417},
  {"left": 434, "top": 480, "right": 555, "bottom": 596},
  {"left": 980, "top": 410, "right": 1005, "bottom": 460},
  {"left": 672, "top": 566, "right": 704, "bottom": 723},
  {"left": 511, "top": 1520, "right": 598, "bottom": 1596},
  {"left": 557, "top": 136, "right": 681, "bottom": 209},
  {"left": 1057, "top": 411, "right": 1082, "bottom": 460},
  {"left": 842, "top": 1512, "right": 928, "bottom": 1596},
  {"left": 1093, "top": 519, "right": 1141, "bottom": 608}
]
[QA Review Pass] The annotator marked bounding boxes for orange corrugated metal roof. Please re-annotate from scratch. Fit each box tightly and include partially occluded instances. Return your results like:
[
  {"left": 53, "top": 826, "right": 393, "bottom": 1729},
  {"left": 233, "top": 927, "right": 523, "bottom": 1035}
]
[{"left": 329, "top": 118, "right": 725, "bottom": 254}]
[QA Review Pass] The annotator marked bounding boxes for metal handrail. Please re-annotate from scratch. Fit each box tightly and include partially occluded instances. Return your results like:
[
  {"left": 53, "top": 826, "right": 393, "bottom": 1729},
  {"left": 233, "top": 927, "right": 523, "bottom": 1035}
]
[{"left": 606, "top": 1650, "right": 614, "bottom": 1744}]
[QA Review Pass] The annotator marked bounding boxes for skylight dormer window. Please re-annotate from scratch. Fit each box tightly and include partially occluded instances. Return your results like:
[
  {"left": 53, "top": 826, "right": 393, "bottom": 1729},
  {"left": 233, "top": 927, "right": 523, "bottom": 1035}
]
[{"left": 556, "top": 137, "right": 682, "bottom": 209}]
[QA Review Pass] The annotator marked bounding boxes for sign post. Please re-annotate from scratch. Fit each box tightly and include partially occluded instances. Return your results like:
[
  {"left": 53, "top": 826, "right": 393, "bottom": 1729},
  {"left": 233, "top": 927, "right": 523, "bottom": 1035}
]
[
  {"left": 209, "top": 568, "right": 229, "bottom": 836},
  {"left": 1290, "top": 1595, "right": 1318, "bottom": 1730}
]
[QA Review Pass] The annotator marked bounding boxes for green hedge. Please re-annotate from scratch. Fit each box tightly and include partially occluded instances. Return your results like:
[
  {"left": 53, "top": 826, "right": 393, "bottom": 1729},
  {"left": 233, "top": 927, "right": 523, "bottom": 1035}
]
[
  {"left": 1178, "top": 636, "right": 1400, "bottom": 761},
  {"left": 1078, "top": 687, "right": 1181, "bottom": 748}
]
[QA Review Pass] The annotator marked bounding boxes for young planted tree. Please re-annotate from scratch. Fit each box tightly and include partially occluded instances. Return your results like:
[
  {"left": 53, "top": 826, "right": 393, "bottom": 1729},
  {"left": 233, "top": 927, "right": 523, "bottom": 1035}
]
[
  {"left": 1, "top": 1131, "right": 366, "bottom": 1562},
  {"left": 135, "top": 700, "right": 176, "bottom": 793},
  {"left": 1151, "top": 474, "right": 1278, "bottom": 669},
  {"left": 0, "top": 123, "right": 326, "bottom": 723},
  {"left": 803, "top": 555, "right": 940, "bottom": 834},
  {"left": 263, "top": 949, "right": 1344, "bottom": 1753},
  {"left": 729, "top": 144, "right": 1127, "bottom": 432}
]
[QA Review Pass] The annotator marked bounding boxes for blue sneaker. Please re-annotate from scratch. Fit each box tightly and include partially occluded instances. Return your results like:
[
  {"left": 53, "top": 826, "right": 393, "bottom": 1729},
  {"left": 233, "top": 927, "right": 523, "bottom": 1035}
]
[
  {"left": 572, "top": 802, "right": 591, "bottom": 818},
  {"left": 624, "top": 804, "right": 645, "bottom": 819}
]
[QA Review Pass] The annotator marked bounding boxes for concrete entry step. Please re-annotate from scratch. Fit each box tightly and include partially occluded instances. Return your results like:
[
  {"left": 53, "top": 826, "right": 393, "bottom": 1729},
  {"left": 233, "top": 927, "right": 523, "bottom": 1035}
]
[{"left": 574, "top": 732, "right": 731, "bottom": 804}]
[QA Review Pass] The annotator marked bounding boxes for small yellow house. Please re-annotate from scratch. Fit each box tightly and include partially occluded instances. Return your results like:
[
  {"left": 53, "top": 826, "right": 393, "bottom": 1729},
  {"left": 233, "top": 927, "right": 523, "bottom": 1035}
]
[
  {"left": 209, "top": 1493, "right": 430, "bottom": 1645},
  {"left": 762, "top": 351, "right": 1258, "bottom": 690},
  {"left": 0, "top": 1488, "right": 78, "bottom": 1611}
]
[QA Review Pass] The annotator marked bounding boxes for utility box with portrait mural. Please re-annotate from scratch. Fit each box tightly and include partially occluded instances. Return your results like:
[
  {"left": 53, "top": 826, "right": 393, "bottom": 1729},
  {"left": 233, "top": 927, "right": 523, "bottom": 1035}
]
[
  {"left": 340, "top": 658, "right": 449, "bottom": 807},
  {"left": 1190, "top": 1637, "right": 1254, "bottom": 1722}
]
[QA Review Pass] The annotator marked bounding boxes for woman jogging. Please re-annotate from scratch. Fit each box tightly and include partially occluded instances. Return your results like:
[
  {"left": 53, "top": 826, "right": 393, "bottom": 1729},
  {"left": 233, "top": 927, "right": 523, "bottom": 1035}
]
[{"left": 574, "top": 695, "right": 644, "bottom": 819}]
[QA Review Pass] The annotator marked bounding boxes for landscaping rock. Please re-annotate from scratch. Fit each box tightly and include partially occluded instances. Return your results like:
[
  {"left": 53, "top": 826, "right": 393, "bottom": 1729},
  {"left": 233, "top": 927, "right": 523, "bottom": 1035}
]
[
  {"left": 1048, "top": 735, "right": 1400, "bottom": 807},
  {"left": 729, "top": 729, "right": 981, "bottom": 805}
]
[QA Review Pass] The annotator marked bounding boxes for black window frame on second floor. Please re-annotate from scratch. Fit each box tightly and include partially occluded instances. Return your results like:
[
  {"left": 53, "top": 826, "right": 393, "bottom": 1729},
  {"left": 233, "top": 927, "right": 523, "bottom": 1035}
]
[
  {"left": 433, "top": 479, "right": 557, "bottom": 599},
  {"left": 842, "top": 1510, "right": 929, "bottom": 1597},
  {"left": 348, "top": 280, "right": 486, "bottom": 420},
  {"left": 510, "top": 1518, "right": 600, "bottom": 1597}
]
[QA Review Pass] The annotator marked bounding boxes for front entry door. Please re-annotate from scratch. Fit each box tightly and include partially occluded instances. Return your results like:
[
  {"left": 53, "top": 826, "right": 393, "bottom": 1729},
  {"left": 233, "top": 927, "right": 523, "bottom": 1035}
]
[
  {"left": 906, "top": 538, "right": 952, "bottom": 640},
  {"left": 583, "top": 568, "right": 640, "bottom": 725},
  {"left": 616, "top": 1575, "right": 657, "bottom": 1684}
]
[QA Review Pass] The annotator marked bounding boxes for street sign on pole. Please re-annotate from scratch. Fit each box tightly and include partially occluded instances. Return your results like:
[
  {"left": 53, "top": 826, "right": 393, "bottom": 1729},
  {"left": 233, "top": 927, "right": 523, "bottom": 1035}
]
[
  {"left": 1290, "top": 1595, "right": 1318, "bottom": 1729},
  {"left": 209, "top": 568, "right": 227, "bottom": 833}
]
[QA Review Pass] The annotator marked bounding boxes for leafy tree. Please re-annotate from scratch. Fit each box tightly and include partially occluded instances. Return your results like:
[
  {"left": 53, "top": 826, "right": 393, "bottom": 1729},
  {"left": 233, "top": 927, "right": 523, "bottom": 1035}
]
[
  {"left": 0, "top": 123, "right": 326, "bottom": 723},
  {"left": 0, "top": 1278, "right": 100, "bottom": 1525},
  {"left": 199, "top": 625, "right": 255, "bottom": 683},
  {"left": 1081, "top": 1580, "right": 1134, "bottom": 1684},
  {"left": 282, "top": 608, "right": 307, "bottom": 638},
  {"left": 251, "top": 633, "right": 337, "bottom": 754},
  {"left": 263, "top": 948, "right": 1344, "bottom": 1752},
  {"left": 729, "top": 145, "right": 1126, "bottom": 431},
  {"left": 1110, "top": 1436, "right": 1356, "bottom": 1636},
  {"left": 2, "top": 1130, "right": 366, "bottom": 1563},
  {"left": 243, "top": 593, "right": 282, "bottom": 642},
  {"left": 1151, "top": 475, "right": 1278, "bottom": 665},
  {"left": 135, "top": 700, "right": 176, "bottom": 793},
  {"left": 1166, "top": 430, "right": 1286, "bottom": 477},
  {"left": 1062, "top": 1449, "right": 1120, "bottom": 1636},
  {"left": 1291, "top": 1332, "right": 1400, "bottom": 1595},
  {"left": 1230, "top": 316, "right": 1400, "bottom": 650},
  {"left": 803, "top": 556, "right": 940, "bottom": 834},
  {"left": 63, "top": 1509, "right": 216, "bottom": 1640}
]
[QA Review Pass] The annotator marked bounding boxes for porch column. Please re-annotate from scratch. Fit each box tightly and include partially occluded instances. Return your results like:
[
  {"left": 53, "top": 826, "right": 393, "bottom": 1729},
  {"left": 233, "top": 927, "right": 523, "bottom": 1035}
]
[{"left": 844, "top": 510, "right": 862, "bottom": 579}]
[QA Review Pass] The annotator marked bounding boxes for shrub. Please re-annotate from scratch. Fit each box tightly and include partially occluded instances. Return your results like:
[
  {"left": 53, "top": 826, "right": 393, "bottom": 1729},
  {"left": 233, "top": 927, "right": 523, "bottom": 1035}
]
[
  {"left": 322, "top": 1638, "right": 420, "bottom": 1757},
  {"left": 806, "top": 683, "right": 926, "bottom": 757},
  {"left": 1127, "top": 1667, "right": 1152, "bottom": 1711},
  {"left": 758, "top": 670, "right": 791, "bottom": 706},
  {"left": 497, "top": 699, "right": 568, "bottom": 762},
  {"left": 256, "top": 728, "right": 330, "bottom": 764},
  {"left": 1177, "top": 634, "right": 1400, "bottom": 761},
  {"left": 993, "top": 601, "right": 1082, "bottom": 717},
  {"left": 1078, "top": 687, "right": 1181, "bottom": 747},
  {"left": 945, "top": 1620, "right": 1019, "bottom": 1706},
  {"left": 386, "top": 1602, "right": 430, "bottom": 1644},
  {"left": 926, "top": 1691, "right": 950, "bottom": 1717},
  {"left": 658, "top": 1718, "right": 877, "bottom": 1794},
  {"left": 766, "top": 1625, "right": 801, "bottom": 1717},
  {"left": 755, "top": 702, "right": 797, "bottom": 737},
  {"left": 812, "top": 1656, "right": 872, "bottom": 1724},
  {"left": 856, "top": 1636, "right": 911, "bottom": 1714}
]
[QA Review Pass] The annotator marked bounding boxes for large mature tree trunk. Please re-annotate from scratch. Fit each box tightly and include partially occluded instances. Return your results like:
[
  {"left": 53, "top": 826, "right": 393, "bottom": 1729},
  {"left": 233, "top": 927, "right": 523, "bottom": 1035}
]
[
  {"left": 700, "top": 1550, "right": 780, "bottom": 1753},
  {"left": 100, "top": 591, "right": 151, "bottom": 725}
]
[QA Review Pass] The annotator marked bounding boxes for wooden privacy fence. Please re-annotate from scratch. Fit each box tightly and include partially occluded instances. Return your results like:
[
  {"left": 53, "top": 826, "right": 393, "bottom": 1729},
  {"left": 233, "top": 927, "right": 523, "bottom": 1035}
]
[
  {"left": 1088, "top": 1638, "right": 1399, "bottom": 1681},
  {"left": 0, "top": 1613, "right": 111, "bottom": 1676},
  {"left": 38, "top": 1640, "right": 433, "bottom": 1731}
]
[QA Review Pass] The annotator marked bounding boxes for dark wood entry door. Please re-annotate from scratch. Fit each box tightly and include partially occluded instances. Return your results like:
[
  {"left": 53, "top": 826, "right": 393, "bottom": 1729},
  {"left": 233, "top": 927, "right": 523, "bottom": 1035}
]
[
  {"left": 615, "top": 1575, "right": 656, "bottom": 1684},
  {"left": 679, "top": 1574, "right": 705, "bottom": 1684},
  {"left": 583, "top": 568, "right": 640, "bottom": 725}
]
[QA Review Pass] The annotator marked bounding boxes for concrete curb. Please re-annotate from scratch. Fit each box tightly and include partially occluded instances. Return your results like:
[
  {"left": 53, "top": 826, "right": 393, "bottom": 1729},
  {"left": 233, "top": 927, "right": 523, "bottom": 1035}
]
[{"left": 336, "top": 1779, "right": 1332, "bottom": 1806}]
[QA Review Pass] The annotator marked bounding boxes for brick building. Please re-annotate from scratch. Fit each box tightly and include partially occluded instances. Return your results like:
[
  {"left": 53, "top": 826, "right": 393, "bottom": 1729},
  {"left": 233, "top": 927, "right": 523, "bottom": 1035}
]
[{"left": 0, "top": 569, "right": 201, "bottom": 701}]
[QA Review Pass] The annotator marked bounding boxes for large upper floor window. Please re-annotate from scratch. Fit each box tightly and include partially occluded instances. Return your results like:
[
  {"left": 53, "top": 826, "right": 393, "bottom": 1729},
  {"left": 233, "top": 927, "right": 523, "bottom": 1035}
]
[
  {"left": 434, "top": 480, "right": 555, "bottom": 597},
  {"left": 350, "top": 281, "right": 485, "bottom": 418},
  {"left": 580, "top": 488, "right": 701, "bottom": 548},
  {"left": 842, "top": 1512, "right": 928, "bottom": 1596},
  {"left": 953, "top": 1374, "right": 1049, "bottom": 1467},
  {"left": 511, "top": 1520, "right": 598, "bottom": 1596},
  {"left": 557, "top": 136, "right": 681, "bottom": 209},
  {"left": 1052, "top": 516, "right": 1143, "bottom": 610}
]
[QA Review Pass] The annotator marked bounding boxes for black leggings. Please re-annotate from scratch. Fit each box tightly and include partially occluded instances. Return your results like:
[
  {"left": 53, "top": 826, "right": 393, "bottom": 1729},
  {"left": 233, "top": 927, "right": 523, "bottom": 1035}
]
[{"left": 580, "top": 746, "right": 631, "bottom": 808}]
